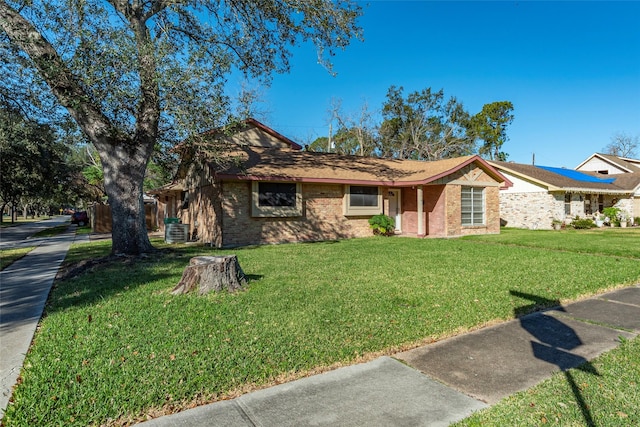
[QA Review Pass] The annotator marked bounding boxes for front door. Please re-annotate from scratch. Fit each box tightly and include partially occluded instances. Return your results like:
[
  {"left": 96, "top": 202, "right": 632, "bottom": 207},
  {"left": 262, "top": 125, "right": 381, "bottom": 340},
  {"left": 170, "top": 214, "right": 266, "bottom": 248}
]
[{"left": 387, "top": 190, "right": 402, "bottom": 232}]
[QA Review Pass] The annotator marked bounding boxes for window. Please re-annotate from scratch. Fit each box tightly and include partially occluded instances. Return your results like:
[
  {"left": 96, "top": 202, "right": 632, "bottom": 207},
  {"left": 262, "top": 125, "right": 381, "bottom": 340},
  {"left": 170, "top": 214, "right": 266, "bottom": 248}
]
[
  {"left": 461, "top": 186, "right": 484, "bottom": 226},
  {"left": 258, "top": 182, "right": 296, "bottom": 207},
  {"left": 564, "top": 193, "right": 572, "bottom": 216},
  {"left": 252, "top": 182, "right": 302, "bottom": 217},
  {"left": 344, "top": 185, "right": 382, "bottom": 216}
]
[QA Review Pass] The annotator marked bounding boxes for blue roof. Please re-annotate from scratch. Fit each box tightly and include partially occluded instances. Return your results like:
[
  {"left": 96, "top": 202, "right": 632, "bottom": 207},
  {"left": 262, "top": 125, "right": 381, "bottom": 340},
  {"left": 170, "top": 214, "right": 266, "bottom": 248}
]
[{"left": 536, "top": 165, "right": 616, "bottom": 184}]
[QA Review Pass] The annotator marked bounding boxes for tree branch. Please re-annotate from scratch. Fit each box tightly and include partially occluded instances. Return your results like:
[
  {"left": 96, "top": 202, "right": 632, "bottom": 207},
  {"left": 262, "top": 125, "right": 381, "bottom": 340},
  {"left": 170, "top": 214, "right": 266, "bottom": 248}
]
[{"left": 0, "top": 0, "right": 119, "bottom": 146}]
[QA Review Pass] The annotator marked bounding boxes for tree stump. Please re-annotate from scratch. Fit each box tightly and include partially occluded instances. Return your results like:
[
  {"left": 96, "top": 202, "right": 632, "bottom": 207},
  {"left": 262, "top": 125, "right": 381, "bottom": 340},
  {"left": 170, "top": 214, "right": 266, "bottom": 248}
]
[{"left": 172, "top": 255, "right": 247, "bottom": 295}]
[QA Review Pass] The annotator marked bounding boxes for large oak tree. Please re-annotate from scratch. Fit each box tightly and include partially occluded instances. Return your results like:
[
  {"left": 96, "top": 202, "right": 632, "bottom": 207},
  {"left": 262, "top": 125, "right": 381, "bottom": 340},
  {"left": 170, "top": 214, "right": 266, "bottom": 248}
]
[{"left": 0, "top": 0, "right": 362, "bottom": 254}]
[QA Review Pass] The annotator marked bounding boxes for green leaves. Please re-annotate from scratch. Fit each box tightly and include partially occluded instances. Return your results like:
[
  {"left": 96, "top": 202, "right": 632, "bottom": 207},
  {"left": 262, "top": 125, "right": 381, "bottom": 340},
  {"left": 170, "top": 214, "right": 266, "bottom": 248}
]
[
  {"left": 379, "top": 85, "right": 475, "bottom": 161},
  {"left": 470, "top": 101, "right": 514, "bottom": 161}
]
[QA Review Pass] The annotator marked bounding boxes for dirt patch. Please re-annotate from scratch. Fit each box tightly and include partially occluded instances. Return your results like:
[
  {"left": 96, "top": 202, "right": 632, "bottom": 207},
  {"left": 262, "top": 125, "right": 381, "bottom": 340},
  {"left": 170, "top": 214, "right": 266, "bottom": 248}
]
[
  {"left": 55, "top": 249, "right": 177, "bottom": 281},
  {"left": 55, "top": 256, "right": 124, "bottom": 280}
]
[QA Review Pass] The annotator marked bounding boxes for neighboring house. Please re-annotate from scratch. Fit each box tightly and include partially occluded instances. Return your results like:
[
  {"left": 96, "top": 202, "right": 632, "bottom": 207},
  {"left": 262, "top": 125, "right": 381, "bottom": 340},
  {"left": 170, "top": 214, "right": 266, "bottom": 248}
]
[
  {"left": 576, "top": 152, "right": 640, "bottom": 175},
  {"left": 490, "top": 155, "right": 640, "bottom": 229},
  {"left": 152, "top": 119, "right": 511, "bottom": 248}
]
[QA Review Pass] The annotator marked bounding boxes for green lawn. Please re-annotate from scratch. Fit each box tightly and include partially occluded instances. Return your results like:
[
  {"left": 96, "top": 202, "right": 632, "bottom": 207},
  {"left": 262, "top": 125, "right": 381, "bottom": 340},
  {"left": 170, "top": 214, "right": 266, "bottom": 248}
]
[
  {"left": 466, "top": 226, "right": 640, "bottom": 258},
  {"left": 4, "top": 228, "right": 640, "bottom": 426},
  {"left": 0, "top": 247, "right": 36, "bottom": 270},
  {"left": 0, "top": 216, "right": 51, "bottom": 228},
  {"left": 31, "top": 225, "right": 70, "bottom": 238}
]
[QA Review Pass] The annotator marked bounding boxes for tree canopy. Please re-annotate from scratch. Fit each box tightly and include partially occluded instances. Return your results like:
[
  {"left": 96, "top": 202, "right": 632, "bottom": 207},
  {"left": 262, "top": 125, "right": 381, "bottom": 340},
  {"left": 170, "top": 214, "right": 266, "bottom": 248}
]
[
  {"left": 469, "top": 101, "right": 514, "bottom": 161},
  {"left": 308, "top": 87, "right": 516, "bottom": 162},
  {"left": 0, "top": 102, "right": 74, "bottom": 220},
  {"left": 0, "top": 0, "right": 363, "bottom": 254},
  {"left": 378, "top": 86, "right": 474, "bottom": 161}
]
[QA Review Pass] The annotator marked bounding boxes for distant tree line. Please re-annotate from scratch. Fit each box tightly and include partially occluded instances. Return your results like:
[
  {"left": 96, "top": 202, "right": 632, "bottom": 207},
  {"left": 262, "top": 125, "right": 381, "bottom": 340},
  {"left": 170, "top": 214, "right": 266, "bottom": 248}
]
[{"left": 307, "top": 86, "right": 514, "bottom": 162}]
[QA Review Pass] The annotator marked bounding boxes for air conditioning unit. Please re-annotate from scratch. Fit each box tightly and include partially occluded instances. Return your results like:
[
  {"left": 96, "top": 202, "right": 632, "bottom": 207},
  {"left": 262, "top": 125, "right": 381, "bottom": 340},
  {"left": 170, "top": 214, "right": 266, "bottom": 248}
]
[{"left": 165, "top": 223, "right": 189, "bottom": 243}]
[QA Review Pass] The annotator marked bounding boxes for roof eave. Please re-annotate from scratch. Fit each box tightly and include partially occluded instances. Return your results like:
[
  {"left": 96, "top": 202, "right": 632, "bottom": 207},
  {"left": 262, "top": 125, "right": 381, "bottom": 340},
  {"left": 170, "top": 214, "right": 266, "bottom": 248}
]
[
  {"left": 488, "top": 161, "right": 552, "bottom": 190},
  {"left": 554, "top": 187, "right": 633, "bottom": 195}
]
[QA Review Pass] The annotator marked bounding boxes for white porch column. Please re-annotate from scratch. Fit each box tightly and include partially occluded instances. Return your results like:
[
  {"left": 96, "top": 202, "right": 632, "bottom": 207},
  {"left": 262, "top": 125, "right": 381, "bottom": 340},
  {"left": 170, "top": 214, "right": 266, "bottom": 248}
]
[{"left": 417, "top": 185, "right": 424, "bottom": 236}]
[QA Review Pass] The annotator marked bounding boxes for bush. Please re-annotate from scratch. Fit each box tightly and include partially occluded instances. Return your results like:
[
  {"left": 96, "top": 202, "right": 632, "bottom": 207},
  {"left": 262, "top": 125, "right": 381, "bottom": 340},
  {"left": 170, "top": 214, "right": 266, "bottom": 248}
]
[
  {"left": 570, "top": 218, "right": 595, "bottom": 229},
  {"left": 368, "top": 214, "right": 395, "bottom": 236},
  {"left": 602, "top": 206, "right": 620, "bottom": 224}
]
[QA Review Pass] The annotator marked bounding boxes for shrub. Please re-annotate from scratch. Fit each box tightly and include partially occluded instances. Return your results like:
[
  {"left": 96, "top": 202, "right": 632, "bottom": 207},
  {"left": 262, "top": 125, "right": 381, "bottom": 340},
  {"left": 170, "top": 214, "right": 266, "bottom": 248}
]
[
  {"left": 368, "top": 214, "right": 395, "bottom": 236},
  {"left": 570, "top": 218, "right": 595, "bottom": 229},
  {"left": 634, "top": 217, "right": 640, "bottom": 226},
  {"left": 602, "top": 206, "right": 620, "bottom": 224}
]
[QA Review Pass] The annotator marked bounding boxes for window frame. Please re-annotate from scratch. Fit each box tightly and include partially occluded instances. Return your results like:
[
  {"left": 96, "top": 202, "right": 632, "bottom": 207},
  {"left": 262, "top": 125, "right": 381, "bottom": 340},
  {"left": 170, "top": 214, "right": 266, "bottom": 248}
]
[
  {"left": 461, "top": 186, "right": 485, "bottom": 226},
  {"left": 251, "top": 181, "right": 302, "bottom": 217},
  {"left": 343, "top": 185, "right": 382, "bottom": 216}
]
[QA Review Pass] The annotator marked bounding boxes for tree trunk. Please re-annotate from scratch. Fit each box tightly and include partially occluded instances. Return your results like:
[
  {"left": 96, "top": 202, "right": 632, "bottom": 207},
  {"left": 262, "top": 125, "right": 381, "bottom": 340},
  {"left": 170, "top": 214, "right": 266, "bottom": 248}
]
[
  {"left": 99, "top": 140, "right": 155, "bottom": 255},
  {"left": 172, "top": 256, "right": 247, "bottom": 295}
]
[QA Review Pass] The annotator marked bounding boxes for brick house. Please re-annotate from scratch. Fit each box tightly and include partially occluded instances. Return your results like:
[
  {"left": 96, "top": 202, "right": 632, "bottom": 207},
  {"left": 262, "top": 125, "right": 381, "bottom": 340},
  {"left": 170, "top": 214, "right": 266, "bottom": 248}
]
[
  {"left": 490, "top": 156, "right": 640, "bottom": 229},
  {"left": 152, "top": 119, "right": 511, "bottom": 247}
]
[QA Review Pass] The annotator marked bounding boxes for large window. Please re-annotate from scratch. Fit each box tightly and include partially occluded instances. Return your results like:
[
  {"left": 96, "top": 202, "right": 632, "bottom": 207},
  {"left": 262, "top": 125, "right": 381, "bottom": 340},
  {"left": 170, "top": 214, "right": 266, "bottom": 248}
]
[
  {"left": 252, "top": 182, "right": 302, "bottom": 217},
  {"left": 344, "top": 185, "right": 382, "bottom": 216},
  {"left": 461, "top": 186, "right": 484, "bottom": 226}
]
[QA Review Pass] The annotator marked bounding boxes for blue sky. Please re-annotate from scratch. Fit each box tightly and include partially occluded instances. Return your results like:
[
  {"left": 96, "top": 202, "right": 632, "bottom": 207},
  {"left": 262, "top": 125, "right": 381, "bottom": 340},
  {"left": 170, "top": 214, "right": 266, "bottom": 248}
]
[{"left": 243, "top": 1, "right": 640, "bottom": 168}]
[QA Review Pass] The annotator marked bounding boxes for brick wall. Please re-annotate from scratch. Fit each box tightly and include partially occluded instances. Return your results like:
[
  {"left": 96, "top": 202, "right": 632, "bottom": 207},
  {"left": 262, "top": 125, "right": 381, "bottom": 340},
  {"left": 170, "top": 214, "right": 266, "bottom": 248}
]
[
  {"left": 218, "top": 179, "right": 503, "bottom": 246},
  {"left": 426, "top": 185, "right": 447, "bottom": 237},
  {"left": 221, "top": 182, "right": 371, "bottom": 247},
  {"left": 499, "top": 191, "right": 563, "bottom": 230},
  {"left": 458, "top": 185, "right": 501, "bottom": 236}
]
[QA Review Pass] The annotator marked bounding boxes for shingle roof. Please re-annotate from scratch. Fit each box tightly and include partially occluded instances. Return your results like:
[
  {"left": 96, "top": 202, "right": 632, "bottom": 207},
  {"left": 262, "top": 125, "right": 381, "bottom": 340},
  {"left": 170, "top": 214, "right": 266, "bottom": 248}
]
[
  {"left": 214, "top": 146, "right": 510, "bottom": 187},
  {"left": 536, "top": 166, "right": 616, "bottom": 184},
  {"left": 592, "top": 153, "right": 640, "bottom": 173},
  {"left": 491, "top": 161, "right": 640, "bottom": 194}
]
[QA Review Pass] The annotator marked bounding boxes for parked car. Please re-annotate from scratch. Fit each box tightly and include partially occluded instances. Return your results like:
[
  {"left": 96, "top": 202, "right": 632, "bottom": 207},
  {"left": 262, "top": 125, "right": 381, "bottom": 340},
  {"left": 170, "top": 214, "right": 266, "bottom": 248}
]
[{"left": 71, "top": 211, "right": 89, "bottom": 226}]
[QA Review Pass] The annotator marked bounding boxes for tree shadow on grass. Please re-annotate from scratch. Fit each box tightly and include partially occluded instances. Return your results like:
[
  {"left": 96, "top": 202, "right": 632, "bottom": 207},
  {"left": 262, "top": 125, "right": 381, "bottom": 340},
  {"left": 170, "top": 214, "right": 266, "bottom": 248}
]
[
  {"left": 511, "top": 290, "right": 600, "bottom": 427},
  {"left": 46, "top": 249, "right": 260, "bottom": 314}
]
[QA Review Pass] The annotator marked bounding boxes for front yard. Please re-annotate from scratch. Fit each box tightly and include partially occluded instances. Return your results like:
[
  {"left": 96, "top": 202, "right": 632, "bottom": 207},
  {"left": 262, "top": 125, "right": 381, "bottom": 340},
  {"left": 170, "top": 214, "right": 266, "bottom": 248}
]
[{"left": 4, "top": 228, "right": 640, "bottom": 426}]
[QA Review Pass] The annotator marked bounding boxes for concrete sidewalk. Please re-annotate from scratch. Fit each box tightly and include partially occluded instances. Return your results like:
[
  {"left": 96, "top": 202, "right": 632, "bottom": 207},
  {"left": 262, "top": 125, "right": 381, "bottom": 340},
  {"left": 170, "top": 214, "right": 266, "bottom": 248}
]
[
  {"left": 0, "top": 225, "right": 78, "bottom": 418},
  {"left": 139, "top": 285, "right": 640, "bottom": 426}
]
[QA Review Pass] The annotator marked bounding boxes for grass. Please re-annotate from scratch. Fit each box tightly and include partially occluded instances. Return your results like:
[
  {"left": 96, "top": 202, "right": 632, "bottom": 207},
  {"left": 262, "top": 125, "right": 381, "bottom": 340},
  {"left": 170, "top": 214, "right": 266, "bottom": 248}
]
[
  {"left": 454, "top": 335, "right": 640, "bottom": 426},
  {"left": 3, "top": 228, "right": 640, "bottom": 426},
  {"left": 31, "top": 225, "right": 70, "bottom": 238},
  {"left": 0, "top": 216, "right": 51, "bottom": 228},
  {"left": 0, "top": 247, "right": 36, "bottom": 270},
  {"left": 75, "top": 225, "right": 92, "bottom": 235},
  {"left": 467, "top": 226, "right": 640, "bottom": 258},
  {"left": 1, "top": 221, "right": 70, "bottom": 269}
]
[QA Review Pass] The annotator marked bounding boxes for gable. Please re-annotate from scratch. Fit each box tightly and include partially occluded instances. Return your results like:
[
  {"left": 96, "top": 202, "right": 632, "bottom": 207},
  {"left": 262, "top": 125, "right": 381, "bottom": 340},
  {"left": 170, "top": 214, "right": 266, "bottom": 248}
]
[
  {"left": 430, "top": 164, "right": 505, "bottom": 187},
  {"left": 576, "top": 155, "right": 631, "bottom": 175},
  {"left": 225, "top": 119, "right": 302, "bottom": 150}
]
